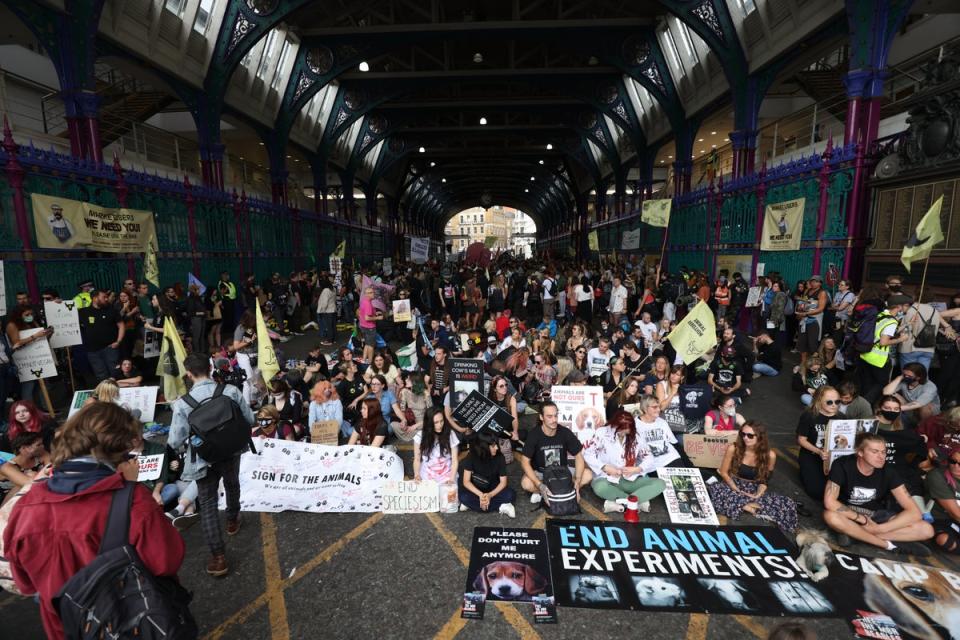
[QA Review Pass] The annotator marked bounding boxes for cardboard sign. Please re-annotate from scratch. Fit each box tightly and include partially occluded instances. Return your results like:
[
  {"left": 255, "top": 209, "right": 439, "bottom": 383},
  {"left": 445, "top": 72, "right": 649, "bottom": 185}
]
[
  {"left": 684, "top": 433, "right": 738, "bottom": 468},
  {"left": 143, "top": 326, "right": 162, "bottom": 358},
  {"left": 11, "top": 328, "right": 57, "bottom": 381},
  {"left": 463, "top": 527, "right": 555, "bottom": 621},
  {"left": 824, "top": 419, "right": 878, "bottom": 472},
  {"left": 450, "top": 358, "right": 485, "bottom": 406},
  {"left": 381, "top": 480, "right": 440, "bottom": 513},
  {"left": 657, "top": 467, "right": 719, "bottom": 526},
  {"left": 310, "top": 420, "right": 340, "bottom": 446},
  {"left": 551, "top": 385, "right": 606, "bottom": 443},
  {"left": 392, "top": 299, "right": 412, "bottom": 322},
  {"left": 745, "top": 286, "right": 762, "bottom": 308},
  {"left": 450, "top": 390, "right": 514, "bottom": 438},
  {"left": 44, "top": 300, "right": 83, "bottom": 348},
  {"left": 136, "top": 453, "right": 164, "bottom": 482},
  {"left": 410, "top": 237, "right": 430, "bottom": 264}
]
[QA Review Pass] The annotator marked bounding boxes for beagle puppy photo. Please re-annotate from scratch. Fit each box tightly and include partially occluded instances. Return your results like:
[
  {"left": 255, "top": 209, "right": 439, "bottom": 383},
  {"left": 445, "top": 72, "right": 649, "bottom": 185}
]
[
  {"left": 864, "top": 561, "right": 960, "bottom": 640},
  {"left": 472, "top": 561, "right": 549, "bottom": 601},
  {"left": 575, "top": 407, "right": 605, "bottom": 434}
]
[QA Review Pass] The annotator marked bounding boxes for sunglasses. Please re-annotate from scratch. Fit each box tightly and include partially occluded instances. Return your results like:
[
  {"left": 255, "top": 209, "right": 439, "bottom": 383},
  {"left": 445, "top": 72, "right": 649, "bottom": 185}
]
[
  {"left": 902, "top": 376, "right": 916, "bottom": 383},
  {"left": 949, "top": 459, "right": 960, "bottom": 467},
  {"left": 823, "top": 399, "right": 839, "bottom": 406},
  {"left": 257, "top": 418, "right": 274, "bottom": 426},
  {"left": 497, "top": 383, "right": 507, "bottom": 388},
  {"left": 740, "top": 432, "right": 757, "bottom": 440}
]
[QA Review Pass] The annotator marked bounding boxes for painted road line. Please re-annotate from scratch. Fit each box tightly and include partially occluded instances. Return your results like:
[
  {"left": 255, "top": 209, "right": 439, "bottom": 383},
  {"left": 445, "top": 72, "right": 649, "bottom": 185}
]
[
  {"left": 493, "top": 602, "right": 541, "bottom": 639},
  {"left": 732, "top": 614, "right": 767, "bottom": 638},
  {"left": 425, "top": 512, "right": 471, "bottom": 565},
  {"left": 685, "top": 613, "right": 709, "bottom": 640},
  {"left": 774, "top": 447, "right": 799, "bottom": 469},
  {"left": 259, "top": 514, "right": 290, "bottom": 640},
  {"left": 433, "top": 607, "right": 468, "bottom": 640}
]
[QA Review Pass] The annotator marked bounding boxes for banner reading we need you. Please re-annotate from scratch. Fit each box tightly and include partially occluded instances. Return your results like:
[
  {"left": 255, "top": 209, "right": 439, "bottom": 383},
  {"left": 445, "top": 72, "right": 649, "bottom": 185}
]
[{"left": 31, "top": 193, "right": 157, "bottom": 252}]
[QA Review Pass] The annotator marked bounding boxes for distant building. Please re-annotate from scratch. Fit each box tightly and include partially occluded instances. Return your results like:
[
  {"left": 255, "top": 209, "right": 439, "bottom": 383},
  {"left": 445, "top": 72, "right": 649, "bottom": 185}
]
[{"left": 444, "top": 206, "right": 520, "bottom": 254}]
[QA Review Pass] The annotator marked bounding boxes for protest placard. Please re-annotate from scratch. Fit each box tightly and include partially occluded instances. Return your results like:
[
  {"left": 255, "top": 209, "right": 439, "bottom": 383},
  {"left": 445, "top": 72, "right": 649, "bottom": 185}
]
[
  {"left": 824, "top": 419, "right": 878, "bottom": 471},
  {"left": 463, "top": 527, "right": 555, "bottom": 621},
  {"left": 392, "top": 299, "right": 412, "bottom": 322},
  {"left": 548, "top": 520, "right": 834, "bottom": 617},
  {"left": 450, "top": 358, "right": 485, "bottom": 406},
  {"left": 43, "top": 300, "right": 83, "bottom": 349},
  {"left": 450, "top": 390, "right": 514, "bottom": 437},
  {"left": 745, "top": 286, "right": 762, "bottom": 308},
  {"left": 550, "top": 385, "right": 605, "bottom": 443},
  {"left": 222, "top": 439, "right": 402, "bottom": 513},
  {"left": 67, "top": 386, "right": 160, "bottom": 422},
  {"left": 137, "top": 454, "right": 164, "bottom": 482},
  {"left": 381, "top": 480, "right": 440, "bottom": 513},
  {"left": 621, "top": 228, "right": 641, "bottom": 250},
  {"left": 12, "top": 328, "right": 57, "bottom": 381},
  {"left": 382, "top": 257, "right": 392, "bottom": 276},
  {"left": 657, "top": 467, "right": 718, "bottom": 525},
  {"left": 310, "top": 420, "right": 339, "bottom": 446},
  {"left": 683, "top": 433, "right": 738, "bottom": 468},
  {"left": 410, "top": 237, "right": 430, "bottom": 264},
  {"left": 143, "top": 326, "right": 161, "bottom": 358}
]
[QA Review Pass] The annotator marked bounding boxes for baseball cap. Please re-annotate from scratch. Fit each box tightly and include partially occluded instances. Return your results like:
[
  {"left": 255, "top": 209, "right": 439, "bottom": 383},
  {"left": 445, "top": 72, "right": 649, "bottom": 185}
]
[{"left": 487, "top": 335, "right": 498, "bottom": 344}]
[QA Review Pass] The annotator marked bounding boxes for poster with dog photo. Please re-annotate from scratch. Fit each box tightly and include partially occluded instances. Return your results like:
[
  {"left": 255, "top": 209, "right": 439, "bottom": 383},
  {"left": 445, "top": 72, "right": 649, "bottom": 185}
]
[
  {"left": 450, "top": 358, "right": 485, "bottom": 408},
  {"left": 824, "top": 419, "right": 878, "bottom": 472},
  {"left": 551, "top": 385, "right": 606, "bottom": 443},
  {"left": 462, "top": 527, "right": 555, "bottom": 621},
  {"left": 656, "top": 467, "right": 719, "bottom": 526}
]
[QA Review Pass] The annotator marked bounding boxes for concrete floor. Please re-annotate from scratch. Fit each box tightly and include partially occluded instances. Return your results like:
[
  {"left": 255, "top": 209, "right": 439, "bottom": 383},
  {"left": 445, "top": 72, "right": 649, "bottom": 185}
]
[{"left": 3, "top": 333, "right": 959, "bottom": 640}]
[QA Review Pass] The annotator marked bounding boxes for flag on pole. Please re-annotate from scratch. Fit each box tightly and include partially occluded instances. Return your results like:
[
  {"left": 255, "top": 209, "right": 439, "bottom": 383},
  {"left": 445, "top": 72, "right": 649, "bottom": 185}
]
[
  {"left": 641, "top": 199, "right": 672, "bottom": 227},
  {"left": 156, "top": 319, "right": 187, "bottom": 401},
  {"left": 144, "top": 233, "right": 160, "bottom": 288},
  {"left": 255, "top": 299, "right": 280, "bottom": 386},
  {"left": 666, "top": 300, "right": 717, "bottom": 365},
  {"left": 588, "top": 230, "right": 599, "bottom": 251},
  {"left": 901, "top": 195, "right": 945, "bottom": 272},
  {"left": 332, "top": 239, "right": 346, "bottom": 259},
  {"left": 187, "top": 272, "right": 206, "bottom": 296}
]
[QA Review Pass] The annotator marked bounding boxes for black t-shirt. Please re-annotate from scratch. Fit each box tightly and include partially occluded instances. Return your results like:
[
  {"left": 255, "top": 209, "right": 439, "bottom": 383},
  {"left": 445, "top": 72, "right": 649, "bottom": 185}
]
[
  {"left": 114, "top": 365, "right": 142, "bottom": 381},
  {"left": 602, "top": 371, "right": 623, "bottom": 395},
  {"left": 432, "top": 365, "right": 447, "bottom": 397},
  {"left": 461, "top": 453, "right": 508, "bottom": 492},
  {"left": 796, "top": 412, "right": 831, "bottom": 457},
  {"left": 758, "top": 342, "right": 782, "bottom": 371},
  {"left": 878, "top": 427, "right": 925, "bottom": 470},
  {"left": 709, "top": 359, "right": 742, "bottom": 389},
  {"left": 353, "top": 420, "right": 388, "bottom": 439},
  {"left": 337, "top": 377, "right": 366, "bottom": 407},
  {"left": 829, "top": 454, "right": 903, "bottom": 512},
  {"left": 305, "top": 354, "right": 330, "bottom": 379},
  {"left": 80, "top": 304, "right": 121, "bottom": 351},
  {"left": 522, "top": 426, "right": 583, "bottom": 471}
]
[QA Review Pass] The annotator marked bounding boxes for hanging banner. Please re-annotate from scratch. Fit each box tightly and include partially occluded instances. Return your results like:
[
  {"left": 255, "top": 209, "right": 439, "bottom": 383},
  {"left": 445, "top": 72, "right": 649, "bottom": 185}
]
[
  {"left": 621, "top": 228, "right": 641, "bottom": 251},
  {"left": 450, "top": 358, "right": 485, "bottom": 407},
  {"left": 588, "top": 230, "right": 599, "bottom": 252},
  {"left": 656, "top": 467, "right": 718, "bottom": 525},
  {"left": 760, "top": 197, "right": 805, "bottom": 251},
  {"left": 380, "top": 480, "right": 440, "bottom": 514},
  {"left": 0, "top": 260, "right": 6, "bottom": 316},
  {"left": 641, "top": 199, "right": 672, "bottom": 228},
  {"left": 824, "top": 419, "right": 878, "bottom": 472},
  {"left": 143, "top": 326, "right": 161, "bottom": 358},
  {"left": 463, "top": 527, "right": 555, "bottom": 622},
  {"left": 222, "top": 439, "right": 403, "bottom": 513},
  {"left": 11, "top": 328, "right": 57, "bottom": 381},
  {"left": 682, "top": 433, "right": 738, "bottom": 469},
  {"left": 410, "top": 237, "right": 430, "bottom": 264},
  {"left": 550, "top": 385, "right": 606, "bottom": 443},
  {"left": 30, "top": 193, "right": 157, "bottom": 252},
  {"left": 43, "top": 300, "right": 82, "bottom": 349},
  {"left": 547, "top": 520, "right": 834, "bottom": 617},
  {"left": 392, "top": 299, "right": 412, "bottom": 322}
]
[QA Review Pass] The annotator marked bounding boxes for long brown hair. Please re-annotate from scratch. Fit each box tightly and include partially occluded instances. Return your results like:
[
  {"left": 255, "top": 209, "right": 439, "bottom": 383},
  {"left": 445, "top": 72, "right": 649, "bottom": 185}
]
[
  {"left": 730, "top": 420, "right": 772, "bottom": 484},
  {"left": 356, "top": 397, "right": 383, "bottom": 445},
  {"left": 608, "top": 410, "right": 638, "bottom": 466},
  {"left": 51, "top": 402, "right": 141, "bottom": 467}
]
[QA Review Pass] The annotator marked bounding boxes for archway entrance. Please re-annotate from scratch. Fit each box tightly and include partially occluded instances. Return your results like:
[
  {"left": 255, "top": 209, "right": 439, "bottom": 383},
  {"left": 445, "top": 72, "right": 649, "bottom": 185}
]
[{"left": 443, "top": 206, "right": 537, "bottom": 260}]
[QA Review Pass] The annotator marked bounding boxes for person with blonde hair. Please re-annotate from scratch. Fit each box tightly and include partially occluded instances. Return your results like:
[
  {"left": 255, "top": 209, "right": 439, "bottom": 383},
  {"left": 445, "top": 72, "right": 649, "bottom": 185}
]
[
  {"left": 252, "top": 405, "right": 294, "bottom": 440},
  {"left": 90, "top": 377, "right": 120, "bottom": 404}
]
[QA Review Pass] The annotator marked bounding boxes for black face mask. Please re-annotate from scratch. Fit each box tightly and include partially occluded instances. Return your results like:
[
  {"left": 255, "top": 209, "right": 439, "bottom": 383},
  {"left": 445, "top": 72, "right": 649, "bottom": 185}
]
[
  {"left": 888, "top": 285, "right": 902, "bottom": 292},
  {"left": 880, "top": 409, "right": 901, "bottom": 422}
]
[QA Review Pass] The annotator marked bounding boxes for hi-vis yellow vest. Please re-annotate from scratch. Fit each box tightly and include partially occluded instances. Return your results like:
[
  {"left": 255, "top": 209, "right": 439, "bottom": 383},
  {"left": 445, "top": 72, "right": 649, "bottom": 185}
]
[
  {"left": 860, "top": 311, "right": 898, "bottom": 367},
  {"left": 73, "top": 291, "right": 92, "bottom": 309}
]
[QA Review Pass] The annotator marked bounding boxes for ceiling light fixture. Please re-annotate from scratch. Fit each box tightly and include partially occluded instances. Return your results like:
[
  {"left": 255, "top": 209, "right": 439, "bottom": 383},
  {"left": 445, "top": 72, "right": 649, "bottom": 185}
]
[
  {"left": 530, "top": 176, "right": 535, "bottom": 181},
  {"left": 711, "top": 144, "right": 717, "bottom": 148},
  {"left": 724, "top": 138, "right": 729, "bottom": 142},
  {"left": 430, "top": 161, "right": 436, "bottom": 167},
  {"left": 668, "top": 155, "right": 673, "bottom": 158},
  {"left": 358, "top": 61, "right": 370, "bottom": 72},
  {"left": 698, "top": 138, "right": 704, "bottom": 142},
  {"left": 258, "top": 142, "right": 264, "bottom": 146},
  {"left": 442, "top": 178, "right": 446, "bottom": 183},
  {"left": 538, "top": 160, "right": 544, "bottom": 165},
  {"left": 711, "top": 131, "right": 717, "bottom": 135},
  {"left": 524, "top": 188, "right": 529, "bottom": 192},
  {"left": 546, "top": 143, "right": 553, "bottom": 150},
  {"left": 419, "top": 146, "right": 426, "bottom": 153},
  {"left": 473, "top": 52, "right": 483, "bottom": 63},
  {"left": 479, "top": 116, "right": 487, "bottom": 125}
]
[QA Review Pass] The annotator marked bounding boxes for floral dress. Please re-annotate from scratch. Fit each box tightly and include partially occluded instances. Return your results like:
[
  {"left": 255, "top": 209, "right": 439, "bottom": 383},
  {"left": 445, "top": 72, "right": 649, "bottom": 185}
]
[{"left": 707, "top": 463, "right": 798, "bottom": 534}]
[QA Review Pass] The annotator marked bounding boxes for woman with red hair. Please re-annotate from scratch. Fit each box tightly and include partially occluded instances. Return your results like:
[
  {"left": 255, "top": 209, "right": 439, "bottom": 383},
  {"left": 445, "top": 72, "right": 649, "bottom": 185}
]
[
  {"left": 582, "top": 410, "right": 666, "bottom": 514},
  {"left": 3, "top": 401, "right": 58, "bottom": 453},
  {"left": 348, "top": 397, "right": 387, "bottom": 448}
]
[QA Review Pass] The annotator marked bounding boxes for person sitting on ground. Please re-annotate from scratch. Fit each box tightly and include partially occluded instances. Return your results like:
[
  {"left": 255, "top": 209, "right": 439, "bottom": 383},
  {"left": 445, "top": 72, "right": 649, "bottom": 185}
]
[
  {"left": 348, "top": 398, "right": 388, "bottom": 448},
  {"left": 413, "top": 407, "right": 459, "bottom": 484},
  {"left": 586, "top": 336, "right": 614, "bottom": 383},
  {"left": 392, "top": 372, "right": 431, "bottom": 442},
  {"left": 265, "top": 378, "right": 305, "bottom": 440},
  {"left": 917, "top": 406, "right": 960, "bottom": 468},
  {"left": 113, "top": 358, "right": 143, "bottom": 387},
  {"left": 252, "top": 405, "right": 295, "bottom": 441},
  {"left": 458, "top": 433, "right": 515, "bottom": 518},
  {"left": 873, "top": 395, "right": 926, "bottom": 496},
  {"left": 657, "top": 365, "right": 696, "bottom": 435},
  {"left": 924, "top": 442, "right": 960, "bottom": 554},
  {"left": 0, "top": 433, "right": 48, "bottom": 507},
  {"left": 520, "top": 401, "right": 593, "bottom": 504},
  {"left": 823, "top": 432, "right": 934, "bottom": 555},
  {"left": 336, "top": 361, "right": 368, "bottom": 428},
  {"left": 364, "top": 351, "right": 400, "bottom": 388},
  {"left": 642, "top": 354, "right": 671, "bottom": 396},
  {"left": 837, "top": 381, "right": 875, "bottom": 419},
  {"left": 308, "top": 380, "right": 346, "bottom": 440},
  {"left": 708, "top": 344, "right": 744, "bottom": 400},
  {"left": 708, "top": 421, "right": 797, "bottom": 533},
  {"left": 3, "top": 403, "right": 185, "bottom": 638},
  {"left": 366, "top": 374, "right": 399, "bottom": 427},
  {"left": 2, "top": 401, "right": 58, "bottom": 453},
  {"left": 816, "top": 336, "right": 843, "bottom": 386},
  {"left": 154, "top": 444, "right": 199, "bottom": 530},
  {"left": 489, "top": 375, "right": 520, "bottom": 455},
  {"left": 882, "top": 362, "right": 941, "bottom": 428},
  {"left": 799, "top": 354, "right": 830, "bottom": 407},
  {"left": 85, "top": 377, "right": 121, "bottom": 406},
  {"left": 607, "top": 376, "right": 641, "bottom": 417},
  {"left": 302, "top": 344, "right": 331, "bottom": 387},
  {"left": 752, "top": 331, "right": 782, "bottom": 377},
  {"left": 704, "top": 394, "right": 746, "bottom": 435},
  {"left": 583, "top": 410, "right": 666, "bottom": 514},
  {"left": 796, "top": 386, "right": 840, "bottom": 500}
]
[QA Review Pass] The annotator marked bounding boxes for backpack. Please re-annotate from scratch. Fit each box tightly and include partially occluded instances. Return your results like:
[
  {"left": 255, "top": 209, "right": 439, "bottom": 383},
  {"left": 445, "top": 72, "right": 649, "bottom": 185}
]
[
  {"left": 913, "top": 307, "right": 937, "bottom": 349},
  {"left": 845, "top": 304, "right": 880, "bottom": 354},
  {"left": 540, "top": 465, "right": 580, "bottom": 516},
  {"left": 488, "top": 285, "right": 504, "bottom": 307},
  {"left": 783, "top": 297, "right": 795, "bottom": 316},
  {"left": 544, "top": 278, "right": 556, "bottom": 297},
  {"left": 54, "top": 482, "right": 198, "bottom": 640},
  {"left": 182, "top": 384, "right": 255, "bottom": 464}
]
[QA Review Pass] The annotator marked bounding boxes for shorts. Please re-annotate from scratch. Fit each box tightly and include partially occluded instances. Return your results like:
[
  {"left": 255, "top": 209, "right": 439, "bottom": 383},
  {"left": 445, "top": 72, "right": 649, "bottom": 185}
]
[
  {"left": 797, "top": 322, "right": 821, "bottom": 354},
  {"left": 360, "top": 327, "right": 377, "bottom": 346}
]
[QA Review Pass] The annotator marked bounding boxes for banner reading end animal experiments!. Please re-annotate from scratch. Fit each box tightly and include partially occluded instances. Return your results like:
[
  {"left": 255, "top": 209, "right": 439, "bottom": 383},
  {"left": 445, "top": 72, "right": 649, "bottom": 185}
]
[
  {"left": 220, "top": 439, "right": 403, "bottom": 513},
  {"left": 548, "top": 520, "right": 836, "bottom": 618},
  {"left": 30, "top": 193, "right": 157, "bottom": 252},
  {"left": 463, "top": 527, "right": 556, "bottom": 623}
]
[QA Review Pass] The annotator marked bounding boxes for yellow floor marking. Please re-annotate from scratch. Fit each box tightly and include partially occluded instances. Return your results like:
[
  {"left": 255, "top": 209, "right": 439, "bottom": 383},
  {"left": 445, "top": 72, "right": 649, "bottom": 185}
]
[
  {"left": 732, "top": 614, "right": 767, "bottom": 638},
  {"left": 531, "top": 513, "right": 546, "bottom": 529},
  {"left": 493, "top": 602, "right": 542, "bottom": 639},
  {"left": 685, "top": 613, "right": 709, "bottom": 640},
  {"left": 425, "top": 512, "right": 471, "bottom": 564},
  {"left": 259, "top": 514, "right": 290, "bottom": 640},
  {"left": 580, "top": 499, "right": 610, "bottom": 521},
  {"left": 773, "top": 447, "right": 799, "bottom": 469},
  {"left": 433, "top": 606, "right": 468, "bottom": 640}
]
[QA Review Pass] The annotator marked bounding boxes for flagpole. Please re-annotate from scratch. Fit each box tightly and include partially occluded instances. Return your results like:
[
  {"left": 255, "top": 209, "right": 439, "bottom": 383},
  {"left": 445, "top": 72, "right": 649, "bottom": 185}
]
[{"left": 918, "top": 254, "right": 931, "bottom": 302}]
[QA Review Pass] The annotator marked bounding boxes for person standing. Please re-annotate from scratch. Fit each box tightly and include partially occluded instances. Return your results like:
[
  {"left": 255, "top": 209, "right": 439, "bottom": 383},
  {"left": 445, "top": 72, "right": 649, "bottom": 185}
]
[
  {"left": 358, "top": 287, "right": 381, "bottom": 364},
  {"left": 316, "top": 275, "right": 337, "bottom": 346},
  {"left": 858, "top": 294, "right": 912, "bottom": 404},
  {"left": 794, "top": 275, "right": 829, "bottom": 373},
  {"left": 542, "top": 270, "right": 558, "bottom": 322},
  {"left": 217, "top": 271, "right": 238, "bottom": 335},
  {"left": 79, "top": 289, "right": 124, "bottom": 383},
  {"left": 608, "top": 276, "right": 628, "bottom": 327},
  {"left": 168, "top": 354, "right": 255, "bottom": 577}
]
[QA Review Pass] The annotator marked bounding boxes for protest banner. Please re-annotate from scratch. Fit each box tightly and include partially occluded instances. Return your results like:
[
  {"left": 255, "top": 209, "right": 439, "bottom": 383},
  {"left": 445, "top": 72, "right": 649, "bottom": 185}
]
[
  {"left": 222, "top": 439, "right": 402, "bottom": 513},
  {"left": 450, "top": 358, "right": 485, "bottom": 406},
  {"left": 68, "top": 386, "right": 160, "bottom": 422},
  {"left": 547, "top": 520, "right": 834, "bottom": 617},
  {"left": 822, "top": 552, "right": 960, "bottom": 639},
  {"left": 641, "top": 199, "right": 672, "bottom": 227},
  {"left": 760, "top": 197, "right": 805, "bottom": 251},
  {"left": 143, "top": 326, "right": 161, "bottom": 358},
  {"left": 588, "top": 230, "right": 599, "bottom": 252},
  {"left": 136, "top": 454, "right": 164, "bottom": 482},
  {"left": 310, "top": 420, "right": 339, "bottom": 446},
  {"left": 667, "top": 301, "right": 717, "bottom": 365},
  {"left": 0, "top": 260, "right": 5, "bottom": 316},
  {"left": 683, "top": 433, "right": 738, "bottom": 468},
  {"left": 410, "top": 237, "right": 430, "bottom": 264},
  {"left": 43, "top": 300, "right": 82, "bottom": 349},
  {"left": 657, "top": 467, "right": 718, "bottom": 525},
  {"left": 551, "top": 385, "right": 606, "bottom": 443},
  {"left": 451, "top": 391, "right": 514, "bottom": 438},
  {"left": 12, "top": 328, "right": 57, "bottom": 381},
  {"left": 637, "top": 421, "right": 681, "bottom": 474},
  {"left": 824, "top": 419, "right": 878, "bottom": 471},
  {"left": 30, "top": 193, "right": 158, "bottom": 252},
  {"left": 382, "top": 257, "right": 392, "bottom": 276},
  {"left": 463, "top": 527, "right": 555, "bottom": 622},
  {"left": 68, "top": 390, "right": 94, "bottom": 415},
  {"left": 362, "top": 275, "right": 395, "bottom": 314},
  {"left": 381, "top": 480, "right": 440, "bottom": 514},
  {"left": 392, "top": 299, "right": 412, "bottom": 322},
  {"left": 745, "top": 286, "right": 762, "bottom": 308},
  {"left": 621, "top": 228, "right": 641, "bottom": 251}
]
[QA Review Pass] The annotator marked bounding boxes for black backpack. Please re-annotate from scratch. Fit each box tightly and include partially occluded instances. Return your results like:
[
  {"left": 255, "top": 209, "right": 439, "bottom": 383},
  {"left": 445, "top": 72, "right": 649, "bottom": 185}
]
[
  {"left": 182, "top": 383, "right": 255, "bottom": 463},
  {"left": 54, "top": 482, "right": 198, "bottom": 640},
  {"left": 541, "top": 465, "right": 580, "bottom": 516},
  {"left": 913, "top": 306, "right": 937, "bottom": 349},
  {"left": 544, "top": 278, "right": 557, "bottom": 297}
]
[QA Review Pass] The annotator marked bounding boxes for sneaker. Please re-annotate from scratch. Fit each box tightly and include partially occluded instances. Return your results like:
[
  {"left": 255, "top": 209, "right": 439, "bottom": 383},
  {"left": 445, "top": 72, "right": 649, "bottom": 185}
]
[
  {"left": 637, "top": 500, "right": 651, "bottom": 513},
  {"left": 172, "top": 512, "right": 200, "bottom": 531},
  {"left": 835, "top": 533, "right": 851, "bottom": 547},
  {"left": 303, "top": 322, "right": 318, "bottom": 330},
  {"left": 889, "top": 541, "right": 932, "bottom": 557},
  {"left": 603, "top": 500, "right": 625, "bottom": 513},
  {"left": 459, "top": 503, "right": 469, "bottom": 512},
  {"left": 530, "top": 492, "right": 542, "bottom": 505},
  {"left": 499, "top": 503, "right": 516, "bottom": 518}
]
